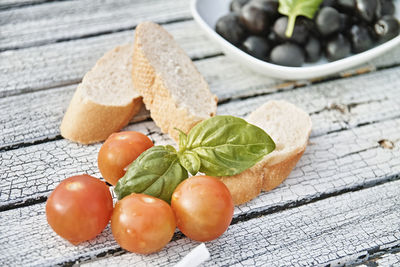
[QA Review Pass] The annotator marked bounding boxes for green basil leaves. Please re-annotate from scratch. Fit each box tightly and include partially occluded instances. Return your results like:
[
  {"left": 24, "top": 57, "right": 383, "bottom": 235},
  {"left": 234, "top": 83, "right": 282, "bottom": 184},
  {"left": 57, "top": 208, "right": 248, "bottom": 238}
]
[
  {"left": 115, "top": 116, "right": 275, "bottom": 202},
  {"left": 278, "top": 0, "right": 323, "bottom": 37},
  {"left": 115, "top": 145, "right": 188, "bottom": 202},
  {"left": 181, "top": 116, "right": 275, "bottom": 176}
]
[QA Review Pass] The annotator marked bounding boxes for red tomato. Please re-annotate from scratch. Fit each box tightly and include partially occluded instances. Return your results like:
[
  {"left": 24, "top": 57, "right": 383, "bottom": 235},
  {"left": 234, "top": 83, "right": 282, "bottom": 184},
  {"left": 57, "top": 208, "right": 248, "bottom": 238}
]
[
  {"left": 98, "top": 131, "right": 153, "bottom": 185},
  {"left": 46, "top": 175, "right": 113, "bottom": 245},
  {"left": 111, "top": 194, "right": 176, "bottom": 254},
  {"left": 171, "top": 176, "right": 234, "bottom": 242}
]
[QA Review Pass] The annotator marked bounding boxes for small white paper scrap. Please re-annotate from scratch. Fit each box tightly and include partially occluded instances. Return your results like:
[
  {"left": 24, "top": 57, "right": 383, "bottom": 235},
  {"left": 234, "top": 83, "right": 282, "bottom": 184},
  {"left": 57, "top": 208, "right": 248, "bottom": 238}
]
[{"left": 174, "top": 243, "right": 210, "bottom": 267}]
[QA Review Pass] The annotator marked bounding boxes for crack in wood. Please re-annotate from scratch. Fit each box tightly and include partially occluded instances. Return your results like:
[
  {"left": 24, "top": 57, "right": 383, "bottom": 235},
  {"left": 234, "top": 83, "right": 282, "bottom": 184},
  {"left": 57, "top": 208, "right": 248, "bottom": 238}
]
[
  {"left": 3, "top": 64, "right": 400, "bottom": 152},
  {"left": 346, "top": 244, "right": 400, "bottom": 267},
  {"left": 29, "top": 172, "right": 400, "bottom": 266},
  {"left": 324, "top": 114, "right": 400, "bottom": 137},
  {"left": 0, "top": 0, "right": 60, "bottom": 10},
  {"left": 0, "top": 135, "right": 63, "bottom": 153},
  {"left": 69, "top": 180, "right": 400, "bottom": 266},
  {"left": 0, "top": 17, "right": 194, "bottom": 52},
  {"left": 0, "top": 52, "right": 221, "bottom": 99}
]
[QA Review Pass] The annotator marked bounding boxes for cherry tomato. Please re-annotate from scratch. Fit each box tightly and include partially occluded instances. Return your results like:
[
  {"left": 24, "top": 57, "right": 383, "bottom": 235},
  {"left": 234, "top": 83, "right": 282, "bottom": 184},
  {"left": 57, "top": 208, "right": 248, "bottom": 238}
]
[
  {"left": 171, "top": 176, "right": 234, "bottom": 242},
  {"left": 46, "top": 175, "right": 113, "bottom": 245},
  {"left": 111, "top": 194, "right": 176, "bottom": 254},
  {"left": 98, "top": 131, "right": 153, "bottom": 185}
]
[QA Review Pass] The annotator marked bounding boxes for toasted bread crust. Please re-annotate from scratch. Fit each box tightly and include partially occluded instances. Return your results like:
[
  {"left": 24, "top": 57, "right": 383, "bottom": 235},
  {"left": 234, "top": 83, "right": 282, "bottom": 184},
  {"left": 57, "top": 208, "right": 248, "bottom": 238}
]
[
  {"left": 132, "top": 22, "right": 217, "bottom": 142},
  {"left": 60, "top": 44, "right": 142, "bottom": 144},
  {"left": 218, "top": 148, "right": 305, "bottom": 205},
  {"left": 60, "top": 86, "right": 142, "bottom": 144},
  {"left": 219, "top": 168, "right": 263, "bottom": 205},
  {"left": 262, "top": 149, "right": 305, "bottom": 191}
]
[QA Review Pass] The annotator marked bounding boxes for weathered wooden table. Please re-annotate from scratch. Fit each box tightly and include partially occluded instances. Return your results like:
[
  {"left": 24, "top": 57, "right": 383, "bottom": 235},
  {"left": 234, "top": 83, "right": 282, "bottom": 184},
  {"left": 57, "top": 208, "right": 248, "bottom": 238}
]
[{"left": 1, "top": 0, "right": 400, "bottom": 266}]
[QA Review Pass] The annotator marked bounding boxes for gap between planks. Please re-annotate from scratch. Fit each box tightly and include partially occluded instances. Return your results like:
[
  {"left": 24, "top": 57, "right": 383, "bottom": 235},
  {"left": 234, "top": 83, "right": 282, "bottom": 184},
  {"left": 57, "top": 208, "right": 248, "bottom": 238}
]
[
  {"left": 2, "top": 12, "right": 400, "bottom": 98},
  {"left": 0, "top": 0, "right": 60, "bottom": 10},
  {"left": 1, "top": 63, "right": 400, "bottom": 151},
  {"left": 1, "top": 177, "right": 399, "bottom": 266},
  {"left": 1, "top": 98, "right": 400, "bottom": 211},
  {"left": 1, "top": 65, "right": 400, "bottom": 209},
  {"left": 0, "top": 0, "right": 192, "bottom": 51},
  {"left": 0, "top": 19, "right": 220, "bottom": 97}
]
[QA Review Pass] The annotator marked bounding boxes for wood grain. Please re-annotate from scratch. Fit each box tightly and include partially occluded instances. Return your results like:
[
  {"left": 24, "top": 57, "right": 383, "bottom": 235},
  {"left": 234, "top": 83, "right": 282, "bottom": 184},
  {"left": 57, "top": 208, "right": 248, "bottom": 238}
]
[
  {"left": 1, "top": 178, "right": 399, "bottom": 266},
  {"left": 82, "top": 180, "right": 400, "bottom": 267},
  {"left": 0, "top": 20, "right": 221, "bottom": 97},
  {"left": 0, "top": 0, "right": 191, "bottom": 51},
  {"left": 2, "top": 1, "right": 400, "bottom": 266},
  {"left": 360, "top": 251, "right": 400, "bottom": 267},
  {"left": 2, "top": 17, "right": 400, "bottom": 98},
  {"left": 1, "top": 64, "right": 400, "bottom": 150},
  {"left": 1, "top": 100, "right": 400, "bottom": 213},
  {"left": 0, "top": 0, "right": 48, "bottom": 9}
]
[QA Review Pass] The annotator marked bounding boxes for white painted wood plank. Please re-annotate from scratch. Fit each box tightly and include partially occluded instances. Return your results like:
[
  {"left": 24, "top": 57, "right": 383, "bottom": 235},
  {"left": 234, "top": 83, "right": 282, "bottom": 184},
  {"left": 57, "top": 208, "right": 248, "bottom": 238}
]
[
  {"left": 0, "top": 20, "right": 221, "bottom": 97},
  {"left": 1, "top": 177, "right": 399, "bottom": 266},
  {"left": 2, "top": 18, "right": 400, "bottom": 98},
  {"left": 82, "top": 180, "right": 400, "bottom": 267},
  {"left": 359, "top": 251, "right": 400, "bottom": 266},
  {"left": 0, "top": 0, "right": 46, "bottom": 9},
  {"left": 374, "top": 252, "right": 400, "bottom": 266},
  {"left": 1, "top": 64, "right": 400, "bottom": 151},
  {"left": 1, "top": 98, "right": 400, "bottom": 213},
  {"left": 0, "top": 0, "right": 191, "bottom": 50}
]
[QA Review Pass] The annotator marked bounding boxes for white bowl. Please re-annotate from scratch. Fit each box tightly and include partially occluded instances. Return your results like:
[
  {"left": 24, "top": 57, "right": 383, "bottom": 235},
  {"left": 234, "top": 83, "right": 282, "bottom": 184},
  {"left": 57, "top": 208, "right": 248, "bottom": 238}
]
[{"left": 191, "top": 0, "right": 400, "bottom": 80}]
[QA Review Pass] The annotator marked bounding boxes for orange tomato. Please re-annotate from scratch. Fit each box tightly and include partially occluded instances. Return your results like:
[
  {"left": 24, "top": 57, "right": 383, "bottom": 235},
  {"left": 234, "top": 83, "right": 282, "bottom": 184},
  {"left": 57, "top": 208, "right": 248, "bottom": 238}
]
[
  {"left": 111, "top": 194, "right": 176, "bottom": 254},
  {"left": 46, "top": 175, "right": 113, "bottom": 245},
  {"left": 171, "top": 176, "right": 234, "bottom": 242},
  {"left": 98, "top": 131, "right": 153, "bottom": 185}
]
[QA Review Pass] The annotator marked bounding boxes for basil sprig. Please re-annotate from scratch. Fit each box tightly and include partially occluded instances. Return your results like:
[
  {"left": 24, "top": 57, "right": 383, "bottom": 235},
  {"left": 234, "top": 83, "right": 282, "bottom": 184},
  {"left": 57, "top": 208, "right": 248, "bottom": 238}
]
[
  {"left": 115, "top": 116, "right": 275, "bottom": 202},
  {"left": 178, "top": 116, "right": 275, "bottom": 176},
  {"left": 115, "top": 145, "right": 188, "bottom": 202},
  {"left": 278, "top": 0, "right": 323, "bottom": 37}
]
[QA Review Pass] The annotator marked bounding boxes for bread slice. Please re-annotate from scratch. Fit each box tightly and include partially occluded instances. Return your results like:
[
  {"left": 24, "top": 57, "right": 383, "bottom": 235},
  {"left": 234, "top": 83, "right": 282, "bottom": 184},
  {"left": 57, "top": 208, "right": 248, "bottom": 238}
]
[
  {"left": 60, "top": 44, "right": 142, "bottom": 144},
  {"left": 132, "top": 22, "right": 218, "bottom": 142},
  {"left": 219, "top": 100, "right": 312, "bottom": 205}
]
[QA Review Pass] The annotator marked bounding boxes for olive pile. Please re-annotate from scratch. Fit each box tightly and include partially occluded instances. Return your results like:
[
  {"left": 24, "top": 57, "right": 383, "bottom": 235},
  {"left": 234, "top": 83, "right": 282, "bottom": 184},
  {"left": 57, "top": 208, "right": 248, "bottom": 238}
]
[{"left": 215, "top": 0, "right": 400, "bottom": 67}]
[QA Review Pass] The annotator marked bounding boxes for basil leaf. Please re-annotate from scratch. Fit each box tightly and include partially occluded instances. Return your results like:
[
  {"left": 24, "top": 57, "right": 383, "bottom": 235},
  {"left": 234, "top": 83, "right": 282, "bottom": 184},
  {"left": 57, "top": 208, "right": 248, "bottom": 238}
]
[
  {"left": 175, "top": 127, "right": 188, "bottom": 151},
  {"left": 178, "top": 150, "right": 201, "bottom": 176},
  {"left": 278, "top": 0, "right": 323, "bottom": 37},
  {"left": 184, "top": 116, "right": 275, "bottom": 176},
  {"left": 114, "top": 145, "right": 188, "bottom": 203}
]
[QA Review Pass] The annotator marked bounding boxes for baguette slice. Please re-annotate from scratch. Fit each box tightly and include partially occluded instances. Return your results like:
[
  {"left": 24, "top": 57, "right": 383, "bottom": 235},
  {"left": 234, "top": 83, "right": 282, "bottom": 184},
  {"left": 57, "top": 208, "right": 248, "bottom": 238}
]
[
  {"left": 60, "top": 45, "right": 142, "bottom": 144},
  {"left": 132, "top": 22, "right": 218, "bottom": 142},
  {"left": 219, "top": 100, "right": 312, "bottom": 205}
]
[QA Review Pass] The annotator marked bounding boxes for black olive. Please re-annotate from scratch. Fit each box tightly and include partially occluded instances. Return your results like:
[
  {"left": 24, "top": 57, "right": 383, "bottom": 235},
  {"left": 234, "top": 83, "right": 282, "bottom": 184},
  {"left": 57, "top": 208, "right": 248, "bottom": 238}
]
[
  {"left": 355, "top": 0, "right": 378, "bottom": 22},
  {"left": 215, "top": 13, "right": 247, "bottom": 45},
  {"left": 230, "top": 0, "right": 249, "bottom": 13},
  {"left": 349, "top": 24, "right": 374, "bottom": 53},
  {"left": 374, "top": 15, "right": 400, "bottom": 42},
  {"left": 375, "top": 0, "right": 383, "bottom": 20},
  {"left": 267, "top": 31, "right": 281, "bottom": 46},
  {"left": 380, "top": 0, "right": 395, "bottom": 16},
  {"left": 240, "top": 0, "right": 278, "bottom": 34},
  {"left": 241, "top": 36, "right": 271, "bottom": 60},
  {"left": 299, "top": 17, "right": 320, "bottom": 36},
  {"left": 339, "top": 13, "right": 352, "bottom": 33},
  {"left": 321, "top": 0, "right": 336, "bottom": 7},
  {"left": 305, "top": 36, "right": 321, "bottom": 62},
  {"left": 273, "top": 17, "right": 309, "bottom": 44},
  {"left": 270, "top": 43, "right": 305, "bottom": 67},
  {"left": 325, "top": 33, "right": 351, "bottom": 61},
  {"left": 337, "top": 0, "right": 356, "bottom": 13},
  {"left": 315, "top": 7, "right": 341, "bottom": 36}
]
